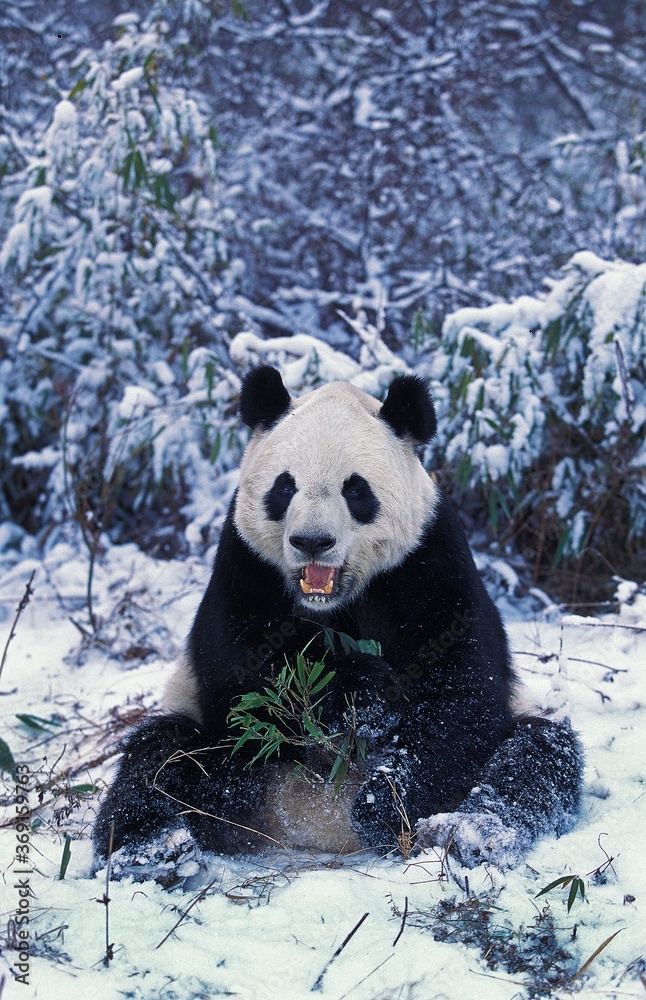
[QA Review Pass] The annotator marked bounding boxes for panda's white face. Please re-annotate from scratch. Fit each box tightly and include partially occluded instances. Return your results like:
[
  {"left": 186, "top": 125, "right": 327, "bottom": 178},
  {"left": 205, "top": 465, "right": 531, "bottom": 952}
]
[{"left": 234, "top": 381, "right": 438, "bottom": 613}]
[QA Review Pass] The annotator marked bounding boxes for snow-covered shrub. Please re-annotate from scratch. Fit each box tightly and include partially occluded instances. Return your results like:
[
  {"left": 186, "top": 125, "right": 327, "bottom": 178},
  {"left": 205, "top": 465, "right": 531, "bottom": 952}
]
[
  {"left": 433, "top": 252, "right": 646, "bottom": 600},
  {"left": 229, "top": 254, "right": 645, "bottom": 601},
  {"left": 615, "top": 135, "right": 646, "bottom": 254},
  {"left": 0, "top": 12, "right": 244, "bottom": 553}
]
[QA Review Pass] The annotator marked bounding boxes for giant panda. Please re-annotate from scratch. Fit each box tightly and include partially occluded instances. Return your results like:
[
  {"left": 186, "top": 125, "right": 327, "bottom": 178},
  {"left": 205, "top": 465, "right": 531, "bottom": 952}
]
[{"left": 94, "top": 366, "right": 583, "bottom": 873}]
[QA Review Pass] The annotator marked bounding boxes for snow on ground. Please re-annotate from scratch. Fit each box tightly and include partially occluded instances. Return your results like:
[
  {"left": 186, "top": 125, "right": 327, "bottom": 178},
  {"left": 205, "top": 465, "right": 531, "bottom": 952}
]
[{"left": 0, "top": 540, "right": 644, "bottom": 999}]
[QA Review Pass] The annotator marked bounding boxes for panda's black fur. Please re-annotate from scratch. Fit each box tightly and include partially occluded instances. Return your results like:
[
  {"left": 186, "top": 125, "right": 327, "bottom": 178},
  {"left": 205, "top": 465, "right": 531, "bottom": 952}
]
[{"left": 94, "top": 368, "right": 583, "bottom": 870}]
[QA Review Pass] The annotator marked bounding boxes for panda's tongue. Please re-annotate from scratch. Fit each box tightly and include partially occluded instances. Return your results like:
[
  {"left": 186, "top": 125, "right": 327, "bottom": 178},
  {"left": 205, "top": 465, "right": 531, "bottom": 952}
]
[{"left": 300, "top": 564, "right": 336, "bottom": 595}]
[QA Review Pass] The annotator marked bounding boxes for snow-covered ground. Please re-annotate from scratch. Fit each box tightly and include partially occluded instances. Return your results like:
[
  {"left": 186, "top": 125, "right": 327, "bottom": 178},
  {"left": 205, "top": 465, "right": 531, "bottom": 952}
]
[{"left": 0, "top": 541, "right": 644, "bottom": 999}]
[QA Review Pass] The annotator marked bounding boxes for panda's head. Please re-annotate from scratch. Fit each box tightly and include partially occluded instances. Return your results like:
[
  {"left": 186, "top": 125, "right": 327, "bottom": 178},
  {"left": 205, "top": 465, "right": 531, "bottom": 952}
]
[{"left": 234, "top": 366, "right": 438, "bottom": 614}]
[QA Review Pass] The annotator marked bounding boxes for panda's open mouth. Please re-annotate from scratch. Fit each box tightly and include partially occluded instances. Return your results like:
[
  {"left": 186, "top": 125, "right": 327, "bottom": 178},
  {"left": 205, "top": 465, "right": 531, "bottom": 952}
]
[{"left": 299, "top": 564, "right": 339, "bottom": 604}]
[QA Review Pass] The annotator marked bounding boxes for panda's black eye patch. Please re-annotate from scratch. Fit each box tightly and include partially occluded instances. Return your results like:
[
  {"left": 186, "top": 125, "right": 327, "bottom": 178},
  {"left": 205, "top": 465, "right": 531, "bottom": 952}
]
[
  {"left": 264, "top": 471, "right": 297, "bottom": 521},
  {"left": 342, "top": 474, "right": 380, "bottom": 524}
]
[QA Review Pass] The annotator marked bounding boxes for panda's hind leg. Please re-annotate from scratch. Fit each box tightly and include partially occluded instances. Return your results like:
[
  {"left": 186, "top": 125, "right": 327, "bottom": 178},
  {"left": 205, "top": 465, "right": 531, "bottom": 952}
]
[
  {"left": 93, "top": 715, "right": 269, "bottom": 874},
  {"left": 417, "top": 717, "right": 584, "bottom": 868}
]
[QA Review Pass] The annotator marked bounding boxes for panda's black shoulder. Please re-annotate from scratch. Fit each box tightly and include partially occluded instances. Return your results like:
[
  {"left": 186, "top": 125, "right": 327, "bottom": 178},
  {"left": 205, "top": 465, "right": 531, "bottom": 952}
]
[
  {"left": 410, "top": 490, "right": 490, "bottom": 593},
  {"left": 420, "top": 491, "right": 513, "bottom": 671},
  {"left": 187, "top": 500, "right": 293, "bottom": 678},
  {"left": 359, "top": 489, "right": 512, "bottom": 686}
]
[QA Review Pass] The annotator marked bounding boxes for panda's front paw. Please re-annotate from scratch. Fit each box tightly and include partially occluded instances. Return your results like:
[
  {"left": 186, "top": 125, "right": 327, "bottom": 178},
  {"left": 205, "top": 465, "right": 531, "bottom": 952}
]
[
  {"left": 96, "top": 827, "right": 210, "bottom": 889},
  {"left": 351, "top": 767, "right": 409, "bottom": 850},
  {"left": 330, "top": 653, "right": 402, "bottom": 739},
  {"left": 415, "top": 811, "right": 522, "bottom": 869}
]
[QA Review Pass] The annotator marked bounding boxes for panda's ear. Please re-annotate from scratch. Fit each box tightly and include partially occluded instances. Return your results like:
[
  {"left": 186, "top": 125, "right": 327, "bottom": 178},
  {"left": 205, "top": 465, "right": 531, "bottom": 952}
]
[
  {"left": 239, "top": 365, "right": 291, "bottom": 430},
  {"left": 379, "top": 374, "right": 437, "bottom": 444}
]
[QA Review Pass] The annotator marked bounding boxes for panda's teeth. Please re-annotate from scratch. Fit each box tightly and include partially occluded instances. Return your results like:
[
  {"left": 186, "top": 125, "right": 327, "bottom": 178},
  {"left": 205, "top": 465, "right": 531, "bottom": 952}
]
[{"left": 300, "top": 565, "right": 337, "bottom": 596}]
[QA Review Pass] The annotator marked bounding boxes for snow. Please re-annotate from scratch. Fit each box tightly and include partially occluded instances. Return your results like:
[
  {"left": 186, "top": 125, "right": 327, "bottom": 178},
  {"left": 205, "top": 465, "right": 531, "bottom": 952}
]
[
  {"left": 484, "top": 444, "right": 509, "bottom": 480},
  {"left": 116, "top": 385, "right": 159, "bottom": 421},
  {"left": 10, "top": 447, "right": 61, "bottom": 471},
  {"left": 112, "top": 67, "right": 145, "bottom": 92},
  {"left": 45, "top": 101, "right": 78, "bottom": 169},
  {"left": 353, "top": 86, "right": 388, "bottom": 130},
  {"left": 578, "top": 21, "right": 614, "bottom": 40},
  {"left": 0, "top": 222, "right": 30, "bottom": 272},
  {"left": 436, "top": 253, "right": 646, "bottom": 558},
  {"left": 230, "top": 331, "right": 363, "bottom": 386},
  {"left": 1, "top": 543, "right": 644, "bottom": 999}
]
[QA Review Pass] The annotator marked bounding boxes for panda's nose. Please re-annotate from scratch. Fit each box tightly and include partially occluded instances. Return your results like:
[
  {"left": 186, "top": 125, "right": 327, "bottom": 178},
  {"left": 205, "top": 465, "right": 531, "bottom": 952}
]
[{"left": 289, "top": 534, "right": 336, "bottom": 559}]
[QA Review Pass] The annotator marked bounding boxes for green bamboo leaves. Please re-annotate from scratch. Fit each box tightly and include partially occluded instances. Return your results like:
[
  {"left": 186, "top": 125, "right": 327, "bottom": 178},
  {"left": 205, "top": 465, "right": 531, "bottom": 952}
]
[{"left": 227, "top": 642, "right": 366, "bottom": 794}]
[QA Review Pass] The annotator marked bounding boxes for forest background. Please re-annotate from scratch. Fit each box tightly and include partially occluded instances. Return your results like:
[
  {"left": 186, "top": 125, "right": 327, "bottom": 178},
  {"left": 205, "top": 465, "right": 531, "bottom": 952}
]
[{"left": 1, "top": 0, "right": 644, "bottom": 605}]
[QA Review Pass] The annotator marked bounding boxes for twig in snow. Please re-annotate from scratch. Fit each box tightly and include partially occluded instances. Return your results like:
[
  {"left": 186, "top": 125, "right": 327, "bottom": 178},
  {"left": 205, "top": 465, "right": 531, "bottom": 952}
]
[
  {"left": 586, "top": 832, "right": 618, "bottom": 880},
  {"left": 561, "top": 617, "right": 646, "bottom": 633},
  {"left": 156, "top": 870, "right": 223, "bottom": 949},
  {"left": 311, "top": 912, "right": 369, "bottom": 991},
  {"left": 338, "top": 954, "right": 394, "bottom": 1000},
  {"left": 98, "top": 820, "right": 115, "bottom": 966},
  {"left": 0, "top": 570, "right": 35, "bottom": 688},
  {"left": 392, "top": 895, "right": 408, "bottom": 947},
  {"left": 568, "top": 656, "right": 627, "bottom": 675}
]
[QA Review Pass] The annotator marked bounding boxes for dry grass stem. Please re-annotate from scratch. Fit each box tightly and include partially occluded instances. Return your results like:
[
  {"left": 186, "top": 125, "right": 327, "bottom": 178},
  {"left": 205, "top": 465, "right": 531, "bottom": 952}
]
[{"left": 0, "top": 570, "right": 35, "bottom": 687}]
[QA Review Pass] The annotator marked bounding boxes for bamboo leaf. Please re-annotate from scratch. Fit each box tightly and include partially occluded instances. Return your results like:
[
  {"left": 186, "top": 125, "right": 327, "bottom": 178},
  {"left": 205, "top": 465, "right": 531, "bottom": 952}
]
[
  {"left": 338, "top": 631, "right": 361, "bottom": 654},
  {"left": 296, "top": 652, "right": 307, "bottom": 688},
  {"left": 489, "top": 488, "right": 499, "bottom": 536},
  {"left": 357, "top": 639, "right": 382, "bottom": 656},
  {"left": 329, "top": 754, "right": 344, "bottom": 782},
  {"left": 321, "top": 626, "right": 337, "bottom": 653},
  {"left": 231, "top": 727, "right": 263, "bottom": 755},
  {"left": 302, "top": 716, "right": 322, "bottom": 738},
  {"left": 59, "top": 834, "right": 72, "bottom": 880},
  {"left": 259, "top": 739, "right": 282, "bottom": 761},
  {"left": 68, "top": 76, "right": 89, "bottom": 100},
  {"left": 16, "top": 713, "right": 61, "bottom": 731},
  {"left": 553, "top": 526, "right": 571, "bottom": 567},
  {"left": 332, "top": 760, "right": 348, "bottom": 795},
  {"left": 122, "top": 150, "right": 134, "bottom": 189},
  {"left": 572, "top": 929, "right": 623, "bottom": 981},
  {"left": 566, "top": 876, "right": 585, "bottom": 912},
  {"left": 307, "top": 658, "right": 326, "bottom": 685},
  {"left": 536, "top": 875, "right": 575, "bottom": 898},
  {"left": 133, "top": 149, "right": 147, "bottom": 186},
  {"left": 310, "top": 670, "right": 336, "bottom": 695},
  {"left": 68, "top": 783, "right": 100, "bottom": 795},
  {"left": 0, "top": 737, "right": 16, "bottom": 776}
]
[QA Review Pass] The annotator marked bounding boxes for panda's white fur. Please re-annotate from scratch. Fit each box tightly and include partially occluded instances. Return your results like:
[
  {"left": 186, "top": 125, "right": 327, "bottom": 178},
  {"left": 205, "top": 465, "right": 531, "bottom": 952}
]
[
  {"left": 234, "top": 380, "right": 439, "bottom": 612},
  {"left": 163, "top": 652, "right": 203, "bottom": 723},
  {"left": 263, "top": 762, "right": 362, "bottom": 852}
]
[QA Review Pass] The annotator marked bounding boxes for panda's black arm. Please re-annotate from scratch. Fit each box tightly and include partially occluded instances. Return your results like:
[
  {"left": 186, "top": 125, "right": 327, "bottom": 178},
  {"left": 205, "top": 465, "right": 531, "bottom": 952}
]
[{"left": 350, "top": 669, "right": 517, "bottom": 848}]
